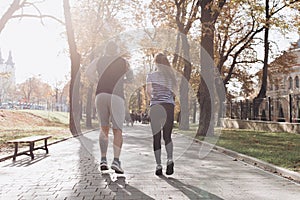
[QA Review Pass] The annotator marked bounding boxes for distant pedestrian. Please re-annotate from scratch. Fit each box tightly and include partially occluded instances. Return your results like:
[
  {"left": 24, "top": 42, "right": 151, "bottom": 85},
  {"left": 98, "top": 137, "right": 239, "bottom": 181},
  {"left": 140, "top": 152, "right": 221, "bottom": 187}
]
[
  {"left": 146, "top": 53, "right": 177, "bottom": 176},
  {"left": 86, "top": 41, "right": 133, "bottom": 174},
  {"left": 130, "top": 111, "right": 135, "bottom": 126}
]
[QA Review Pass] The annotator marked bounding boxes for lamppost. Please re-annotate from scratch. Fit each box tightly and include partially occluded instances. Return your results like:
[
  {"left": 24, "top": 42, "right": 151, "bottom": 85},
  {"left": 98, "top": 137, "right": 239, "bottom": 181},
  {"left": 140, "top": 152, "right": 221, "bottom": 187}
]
[
  {"left": 289, "top": 92, "right": 293, "bottom": 123},
  {"left": 137, "top": 88, "right": 141, "bottom": 111}
]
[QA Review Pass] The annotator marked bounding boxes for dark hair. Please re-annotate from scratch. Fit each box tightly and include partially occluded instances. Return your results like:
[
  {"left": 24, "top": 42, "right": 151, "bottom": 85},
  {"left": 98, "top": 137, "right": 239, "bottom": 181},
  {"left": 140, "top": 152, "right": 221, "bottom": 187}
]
[{"left": 154, "top": 53, "right": 177, "bottom": 89}]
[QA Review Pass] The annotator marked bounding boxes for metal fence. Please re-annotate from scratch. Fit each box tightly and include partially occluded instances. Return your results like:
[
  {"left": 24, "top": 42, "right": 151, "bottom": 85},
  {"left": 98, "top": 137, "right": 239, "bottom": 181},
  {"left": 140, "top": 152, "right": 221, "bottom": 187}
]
[{"left": 224, "top": 94, "right": 300, "bottom": 123}]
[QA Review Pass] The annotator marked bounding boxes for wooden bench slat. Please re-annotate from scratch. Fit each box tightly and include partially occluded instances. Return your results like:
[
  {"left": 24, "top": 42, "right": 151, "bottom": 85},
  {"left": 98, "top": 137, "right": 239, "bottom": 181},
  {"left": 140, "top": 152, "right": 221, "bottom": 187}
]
[{"left": 7, "top": 135, "right": 51, "bottom": 143}]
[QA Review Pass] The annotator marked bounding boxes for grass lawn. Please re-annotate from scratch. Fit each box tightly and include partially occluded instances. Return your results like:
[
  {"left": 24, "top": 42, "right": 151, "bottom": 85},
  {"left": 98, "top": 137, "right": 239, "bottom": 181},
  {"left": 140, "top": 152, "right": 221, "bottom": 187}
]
[
  {"left": 20, "top": 109, "right": 70, "bottom": 125},
  {"left": 174, "top": 123, "right": 300, "bottom": 173},
  {"left": 0, "top": 109, "right": 98, "bottom": 156},
  {"left": 21, "top": 109, "right": 99, "bottom": 132},
  {"left": 0, "top": 110, "right": 70, "bottom": 153}
]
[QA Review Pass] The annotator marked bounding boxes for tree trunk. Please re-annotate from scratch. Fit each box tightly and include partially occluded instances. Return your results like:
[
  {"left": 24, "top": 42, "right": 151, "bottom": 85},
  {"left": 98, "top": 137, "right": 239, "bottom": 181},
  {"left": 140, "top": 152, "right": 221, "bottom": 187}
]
[
  {"left": 86, "top": 84, "right": 93, "bottom": 129},
  {"left": 63, "top": 0, "right": 81, "bottom": 136},
  {"left": 192, "top": 99, "right": 197, "bottom": 123},
  {"left": 253, "top": 0, "right": 269, "bottom": 118},
  {"left": 179, "top": 34, "right": 192, "bottom": 130},
  {"left": 197, "top": 77, "right": 213, "bottom": 136},
  {"left": 172, "top": 32, "right": 181, "bottom": 70},
  {"left": 197, "top": 0, "right": 215, "bottom": 137},
  {"left": 215, "top": 78, "right": 226, "bottom": 126},
  {"left": 85, "top": 51, "right": 95, "bottom": 129}
]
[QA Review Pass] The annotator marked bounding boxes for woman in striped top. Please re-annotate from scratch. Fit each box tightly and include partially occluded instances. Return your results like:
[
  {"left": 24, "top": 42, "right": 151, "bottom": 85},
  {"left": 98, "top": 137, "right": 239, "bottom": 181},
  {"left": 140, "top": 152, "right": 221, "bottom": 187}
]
[{"left": 146, "top": 53, "right": 177, "bottom": 176}]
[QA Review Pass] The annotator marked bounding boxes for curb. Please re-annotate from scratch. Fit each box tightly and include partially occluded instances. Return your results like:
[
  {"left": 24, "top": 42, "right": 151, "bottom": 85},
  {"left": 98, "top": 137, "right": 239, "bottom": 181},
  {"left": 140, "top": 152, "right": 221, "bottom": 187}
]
[{"left": 192, "top": 137, "right": 300, "bottom": 184}]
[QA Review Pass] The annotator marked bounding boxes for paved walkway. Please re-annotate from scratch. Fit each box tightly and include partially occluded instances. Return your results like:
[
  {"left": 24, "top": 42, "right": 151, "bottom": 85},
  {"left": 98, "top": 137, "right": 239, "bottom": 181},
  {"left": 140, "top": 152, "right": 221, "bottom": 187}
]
[{"left": 0, "top": 124, "right": 299, "bottom": 200}]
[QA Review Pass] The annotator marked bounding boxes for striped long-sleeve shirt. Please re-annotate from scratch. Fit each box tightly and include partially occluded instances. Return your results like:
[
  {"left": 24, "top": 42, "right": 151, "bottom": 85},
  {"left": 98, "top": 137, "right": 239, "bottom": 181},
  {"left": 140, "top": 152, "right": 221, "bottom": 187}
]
[{"left": 146, "top": 71, "right": 175, "bottom": 106}]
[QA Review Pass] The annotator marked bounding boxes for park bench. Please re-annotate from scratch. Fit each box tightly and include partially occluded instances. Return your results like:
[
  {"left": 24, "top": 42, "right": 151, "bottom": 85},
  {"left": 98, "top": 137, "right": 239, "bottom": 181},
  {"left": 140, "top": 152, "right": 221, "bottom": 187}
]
[{"left": 7, "top": 135, "right": 52, "bottom": 161}]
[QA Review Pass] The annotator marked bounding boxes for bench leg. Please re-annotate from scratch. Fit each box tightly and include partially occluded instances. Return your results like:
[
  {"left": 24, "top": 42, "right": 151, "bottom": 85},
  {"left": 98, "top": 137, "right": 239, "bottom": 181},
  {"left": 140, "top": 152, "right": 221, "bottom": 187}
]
[
  {"left": 29, "top": 142, "right": 34, "bottom": 160},
  {"left": 44, "top": 139, "right": 49, "bottom": 154},
  {"left": 13, "top": 143, "right": 18, "bottom": 161}
]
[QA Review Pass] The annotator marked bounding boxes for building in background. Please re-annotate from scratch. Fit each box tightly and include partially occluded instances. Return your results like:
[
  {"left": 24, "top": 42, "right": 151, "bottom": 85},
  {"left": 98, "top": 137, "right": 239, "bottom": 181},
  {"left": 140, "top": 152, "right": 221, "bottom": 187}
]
[
  {"left": 0, "top": 50, "right": 16, "bottom": 104},
  {"left": 226, "top": 38, "right": 300, "bottom": 122},
  {"left": 266, "top": 39, "right": 300, "bottom": 122}
]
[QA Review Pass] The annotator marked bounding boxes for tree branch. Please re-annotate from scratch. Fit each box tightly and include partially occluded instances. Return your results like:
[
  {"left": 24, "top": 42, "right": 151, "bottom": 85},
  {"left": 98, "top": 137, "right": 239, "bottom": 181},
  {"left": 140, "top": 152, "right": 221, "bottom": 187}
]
[
  {"left": 183, "top": 0, "right": 201, "bottom": 33},
  {"left": 0, "top": 0, "right": 22, "bottom": 33},
  {"left": 271, "top": 0, "right": 300, "bottom": 16},
  {"left": 11, "top": 14, "right": 65, "bottom": 25},
  {"left": 212, "top": 0, "right": 226, "bottom": 23}
]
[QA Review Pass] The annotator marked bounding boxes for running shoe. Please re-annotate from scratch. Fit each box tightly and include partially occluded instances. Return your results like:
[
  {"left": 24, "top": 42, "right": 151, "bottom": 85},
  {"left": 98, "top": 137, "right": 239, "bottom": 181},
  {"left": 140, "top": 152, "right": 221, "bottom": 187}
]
[
  {"left": 166, "top": 160, "right": 174, "bottom": 175},
  {"left": 99, "top": 160, "right": 109, "bottom": 171},
  {"left": 155, "top": 164, "right": 163, "bottom": 176},
  {"left": 111, "top": 160, "right": 124, "bottom": 174}
]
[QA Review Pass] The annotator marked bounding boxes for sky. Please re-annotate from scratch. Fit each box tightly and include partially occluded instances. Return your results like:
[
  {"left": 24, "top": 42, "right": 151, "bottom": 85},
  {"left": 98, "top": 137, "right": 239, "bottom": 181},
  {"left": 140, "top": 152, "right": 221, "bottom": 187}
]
[
  {"left": 0, "top": 0, "right": 70, "bottom": 86},
  {"left": 0, "top": 0, "right": 299, "bottom": 88}
]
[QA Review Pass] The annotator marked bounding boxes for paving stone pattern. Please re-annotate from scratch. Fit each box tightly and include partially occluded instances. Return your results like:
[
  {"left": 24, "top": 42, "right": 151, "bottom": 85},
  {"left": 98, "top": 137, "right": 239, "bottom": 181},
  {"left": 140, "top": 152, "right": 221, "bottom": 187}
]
[{"left": 0, "top": 124, "right": 299, "bottom": 200}]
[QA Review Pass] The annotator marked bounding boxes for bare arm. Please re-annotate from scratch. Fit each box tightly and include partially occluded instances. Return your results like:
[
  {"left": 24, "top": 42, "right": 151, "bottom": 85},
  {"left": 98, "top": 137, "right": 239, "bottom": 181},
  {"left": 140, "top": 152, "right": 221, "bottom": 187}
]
[{"left": 146, "top": 82, "right": 152, "bottom": 99}]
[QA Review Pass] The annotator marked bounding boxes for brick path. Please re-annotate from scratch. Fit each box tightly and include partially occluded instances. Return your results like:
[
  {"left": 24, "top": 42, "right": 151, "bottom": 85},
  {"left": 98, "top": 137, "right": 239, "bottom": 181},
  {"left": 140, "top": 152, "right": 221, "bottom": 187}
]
[{"left": 0, "top": 124, "right": 299, "bottom": 200}]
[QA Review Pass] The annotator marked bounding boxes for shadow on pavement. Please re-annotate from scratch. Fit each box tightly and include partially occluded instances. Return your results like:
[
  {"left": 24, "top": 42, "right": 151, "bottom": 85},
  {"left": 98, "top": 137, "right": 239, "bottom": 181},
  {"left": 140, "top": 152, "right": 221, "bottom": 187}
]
[
  {"left": 2, "top": 154, "right": 50, "bottom": 167},
  {"left": 160, "top": 175, "right": 224, "bottom": 200},
  {"left": 103, "top": 173, "right": 155, "bottom": 199},
  {"left": 75, "top": 135, "right": 155, "bottom": 199}
]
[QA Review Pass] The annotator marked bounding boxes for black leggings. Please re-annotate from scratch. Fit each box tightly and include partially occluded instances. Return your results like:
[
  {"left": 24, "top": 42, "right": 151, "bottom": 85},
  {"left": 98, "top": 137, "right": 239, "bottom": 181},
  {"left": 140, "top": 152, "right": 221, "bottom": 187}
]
[{"left": 150, "top": 103, "right": 174, "bottom": 164}]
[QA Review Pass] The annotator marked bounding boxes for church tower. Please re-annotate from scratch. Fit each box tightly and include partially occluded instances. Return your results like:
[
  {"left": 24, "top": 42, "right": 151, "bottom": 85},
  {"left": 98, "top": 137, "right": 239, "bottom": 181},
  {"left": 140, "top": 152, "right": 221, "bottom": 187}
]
[
  {"left": 5, "top": 50, "right": 16, "bottom": 85},
  {"left": 0, "top": 49, "right": 4, "bottom": 64},
  {"left": 0, "top": 50, "right": 16, "bottom": 103}
]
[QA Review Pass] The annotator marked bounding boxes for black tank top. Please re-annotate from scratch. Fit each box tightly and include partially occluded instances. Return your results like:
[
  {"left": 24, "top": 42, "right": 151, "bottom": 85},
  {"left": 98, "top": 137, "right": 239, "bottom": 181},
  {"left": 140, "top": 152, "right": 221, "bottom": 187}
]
[{"left": 95, "top": 56, "right": 127, "bottom": 98}]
